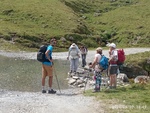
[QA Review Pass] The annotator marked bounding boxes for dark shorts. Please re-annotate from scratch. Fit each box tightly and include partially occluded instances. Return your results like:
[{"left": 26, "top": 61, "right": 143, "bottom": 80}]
[{"left": 109, "top": 65, "right": 118, "bottom": 75}]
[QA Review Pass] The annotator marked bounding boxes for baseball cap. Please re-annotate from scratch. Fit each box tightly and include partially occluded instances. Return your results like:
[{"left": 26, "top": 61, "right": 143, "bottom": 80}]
[{"left": 107, "top": 43, "right": 116, "bottom": 48}]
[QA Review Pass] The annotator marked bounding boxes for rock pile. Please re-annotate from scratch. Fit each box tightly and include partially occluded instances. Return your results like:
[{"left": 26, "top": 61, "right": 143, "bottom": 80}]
[
  {"left": 67, "top": 68, "right": 94, "bottom": 88},
  {"left": 67, "top": 67, "right": 130, "bottom": 89}
]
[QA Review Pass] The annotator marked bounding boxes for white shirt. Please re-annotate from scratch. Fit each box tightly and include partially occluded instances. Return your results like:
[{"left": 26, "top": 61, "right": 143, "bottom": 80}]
[
  {"left": 94, "top": 53, "right": 102, "bottom": 72},
  {"left": 110, "top": 49, "right": 118, "bottom": 66}
]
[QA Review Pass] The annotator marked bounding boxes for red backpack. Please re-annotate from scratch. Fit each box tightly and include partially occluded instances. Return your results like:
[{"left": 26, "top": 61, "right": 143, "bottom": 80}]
[{"left": 117, "top": 49, "right": 125, "bottom": 65}]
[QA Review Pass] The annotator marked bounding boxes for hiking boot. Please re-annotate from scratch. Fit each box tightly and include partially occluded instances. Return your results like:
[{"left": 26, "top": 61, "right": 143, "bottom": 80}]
[
  {"left": 73, "top": 71, "right": 76, "bottom": 74},
  {"left": 92, "top": 89, "right": 100, "bottom": 93},
  {"left": 82, "top": 65, "right": 85, "bottom": 68},
  {"left": 112, "top": 86, "right": 116, "bottom": 89},
  {"left": 42, "top": 90, "right": 46, "bottom": 93},
  {"left": 106, "top": 86, "right": 113, "bottom": 89},
  {"left": 68, "top": 71, "right": 72, "bottom": 77},
  {"left": 48, "top": 89, "right": 56, "bottom": 94},
  {"left": 93, "top": 87, "right": 100, "bottom": 93}
]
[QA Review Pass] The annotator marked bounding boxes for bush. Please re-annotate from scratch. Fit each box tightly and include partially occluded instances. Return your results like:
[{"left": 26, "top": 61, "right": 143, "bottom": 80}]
[
  {"left": 140, "top": 58, "right": 150, "bottom": 76},
  {"left": 81, "top": 38, "right": 97, "bottom": 47},
  {"left": 3, "top": 35, "right": 11, "bottom": 41}
]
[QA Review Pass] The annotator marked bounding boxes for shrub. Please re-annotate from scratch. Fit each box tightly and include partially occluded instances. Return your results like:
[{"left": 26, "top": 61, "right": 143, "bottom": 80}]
[
  {"left": 81, "top": 38, "right": 97, "bottom": 47},
  {"left": 3, "top": 35, "right": 11, "bottom": 41}
]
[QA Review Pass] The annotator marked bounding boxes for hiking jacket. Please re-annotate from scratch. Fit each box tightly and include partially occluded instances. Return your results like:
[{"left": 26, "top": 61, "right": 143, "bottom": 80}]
[{"left": 68, "top": 44, "right": 80, "bottom": 59}]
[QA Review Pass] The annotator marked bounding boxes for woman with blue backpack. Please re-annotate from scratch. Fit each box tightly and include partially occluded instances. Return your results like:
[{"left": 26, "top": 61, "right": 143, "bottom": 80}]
[{"left": 88, "top": 47, "right": 103, "bottom": 92}]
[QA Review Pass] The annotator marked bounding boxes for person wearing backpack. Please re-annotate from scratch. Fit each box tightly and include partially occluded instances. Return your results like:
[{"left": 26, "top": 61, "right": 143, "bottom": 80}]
[
  {"left": 41, "top": 38, "right": 57, "bottom": 94},
  {"left": 80, "top": 45, "right": 88, "bottom": 67},
  {"left": 89, "top": 47, "right": 103, "bottom": 92},
  {"left": 67, "top": 43, "right": 80, "bottom": 75},
  {"left": 107, "top": 43, "right": 118, "bottom": 89}
]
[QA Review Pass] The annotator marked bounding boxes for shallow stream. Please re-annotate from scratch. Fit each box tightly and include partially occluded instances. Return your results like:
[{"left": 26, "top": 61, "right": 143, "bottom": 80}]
[
  {"left": 0, "top": 48, "right": 150, "bottom": 92},
  {"left": 0, "top": 55, "right": 70, "bottom": 92}
]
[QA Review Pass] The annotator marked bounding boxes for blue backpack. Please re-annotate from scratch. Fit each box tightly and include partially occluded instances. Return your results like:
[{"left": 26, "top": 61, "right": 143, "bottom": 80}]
[{"left": 99, "top": 55, "right": 109, "bottom": 70}]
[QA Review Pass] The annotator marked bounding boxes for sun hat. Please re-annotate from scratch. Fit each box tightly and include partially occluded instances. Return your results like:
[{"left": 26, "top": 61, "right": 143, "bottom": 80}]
[
  {"left": 70, "top": 43, "right": 77, "bottom": 49},
  {"left": 107, "top": 43, "right": 116, "bottom": 48},
  {"left": 72, "top": 43, "right": 76, "bottom": 46}
]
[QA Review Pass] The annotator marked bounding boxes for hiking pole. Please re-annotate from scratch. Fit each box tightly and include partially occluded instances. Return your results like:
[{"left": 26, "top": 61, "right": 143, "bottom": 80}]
[
  {"left": 83, "top": 77, "right": 88, "bottom": 93},
  {"left": 83, "top": 69, "right": 91, "bottom": 93},
  {"left": 53, "top": 64, "right": 61, "bottom": 94}
]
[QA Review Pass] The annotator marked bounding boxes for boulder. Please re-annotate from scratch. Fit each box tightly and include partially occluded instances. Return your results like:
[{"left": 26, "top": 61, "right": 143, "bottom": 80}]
[
  {"left": 60, "top": 37, "right": 66, "bottom": 42},
  {"left": 134, "top": 75, "right": 149, "bottom": 84},
  {"left": 117, "top": 73, "right": 129, "bottom": 82}
]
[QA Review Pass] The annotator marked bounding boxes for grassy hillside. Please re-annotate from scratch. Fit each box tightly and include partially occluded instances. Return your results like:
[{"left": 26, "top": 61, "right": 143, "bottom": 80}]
[
  {"left": 0, "top": 0, "right": 78, "bottom": 36},
  {"left": 0, "top": 0, "right": 150, "bottom": 51},
  {"left": 82, "top": 0, "right": 150, "bottom": 47}
]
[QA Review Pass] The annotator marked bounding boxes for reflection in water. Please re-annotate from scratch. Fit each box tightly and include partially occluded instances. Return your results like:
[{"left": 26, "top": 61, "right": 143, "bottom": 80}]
[{"left": 0, "top": 55, "right": 70, "bottom": 92}]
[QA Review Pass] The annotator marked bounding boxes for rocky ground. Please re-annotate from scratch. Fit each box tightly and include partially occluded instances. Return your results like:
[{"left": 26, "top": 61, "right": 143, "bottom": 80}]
[
  {"left": 0, "top": 48, "right": 150, "bottom": 113},
  {"left": 0, "top": 89, "right": 104, "bottom": 113}
]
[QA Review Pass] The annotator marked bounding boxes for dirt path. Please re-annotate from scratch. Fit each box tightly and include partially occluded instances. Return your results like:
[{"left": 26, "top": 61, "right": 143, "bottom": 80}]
[
  {"left": 0, "top": 48, "right": 150, "bottom": 113},
  {"left": 0, "top": 48, "right": 149, "bottom": 60},
  {"left": 0, "top": 89, "right": 103, "bottom": 113}
]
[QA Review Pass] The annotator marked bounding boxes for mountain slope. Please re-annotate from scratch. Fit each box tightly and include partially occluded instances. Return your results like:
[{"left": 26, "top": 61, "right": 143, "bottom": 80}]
[
  {"left": 0, "top": 0, "right": 150, "bottom": 51},
  {"left": 0, "top": 0, "right": 78, "bottom": 36}
]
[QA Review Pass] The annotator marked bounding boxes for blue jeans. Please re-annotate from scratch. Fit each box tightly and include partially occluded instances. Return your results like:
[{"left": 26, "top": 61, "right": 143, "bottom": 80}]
[
  {"left": 70, "top": 58, "right": 79, "bottom": 72},
  {"left": 81, "top": 54, "right": 86, "bottom": 67}
]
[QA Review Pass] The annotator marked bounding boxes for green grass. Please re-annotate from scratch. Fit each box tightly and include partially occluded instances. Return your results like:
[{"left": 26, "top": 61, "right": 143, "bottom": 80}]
[
  {"left": 0, "top": 38, "right": 37, "bottom": 51},
  {"left": 83, "top": 0, "right": 150, "bottom": 47},
  {"left": 85, "top": 83, "right": 150, "bottom": 113},
  {"left": 0, "top": 0, "right": 150, "bottom": 51},
  {"left": 84, "top": 51, "right": 150, "bottom": 113},
  {"left": 125, "top": 51, "right": 150, "bottom": 66},
  {"left": 0, "top": 0, "right": 78, "bottom": 36}
]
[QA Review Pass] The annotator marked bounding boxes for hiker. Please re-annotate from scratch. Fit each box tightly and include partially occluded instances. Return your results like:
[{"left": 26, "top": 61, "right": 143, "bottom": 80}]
[
  {"left": 41, "top": 38, "right": 57, "bottom": 94},
  {"left": 89, "top": 47, "right": 103, "bottom": 92},
  {"left": 80, "top": 45, "right": 88, "bottom": 67},
  {"left": 67, "top": 43, "right": 80, "bottom": 75},
  {"left": 107, "top": 43, "right": 118, "bottom": 89}
]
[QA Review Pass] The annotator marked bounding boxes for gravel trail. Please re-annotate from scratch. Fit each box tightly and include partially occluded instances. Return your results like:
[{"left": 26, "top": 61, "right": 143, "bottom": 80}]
[
  {"left": 0, "top": 89, "right": 103, "bottom": 113},
  {"left": 0, "top": 48, "right": 150, "bottom": 113},
  {"left": 0, "top": 48, "right": 150, "bottom": 61}
]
